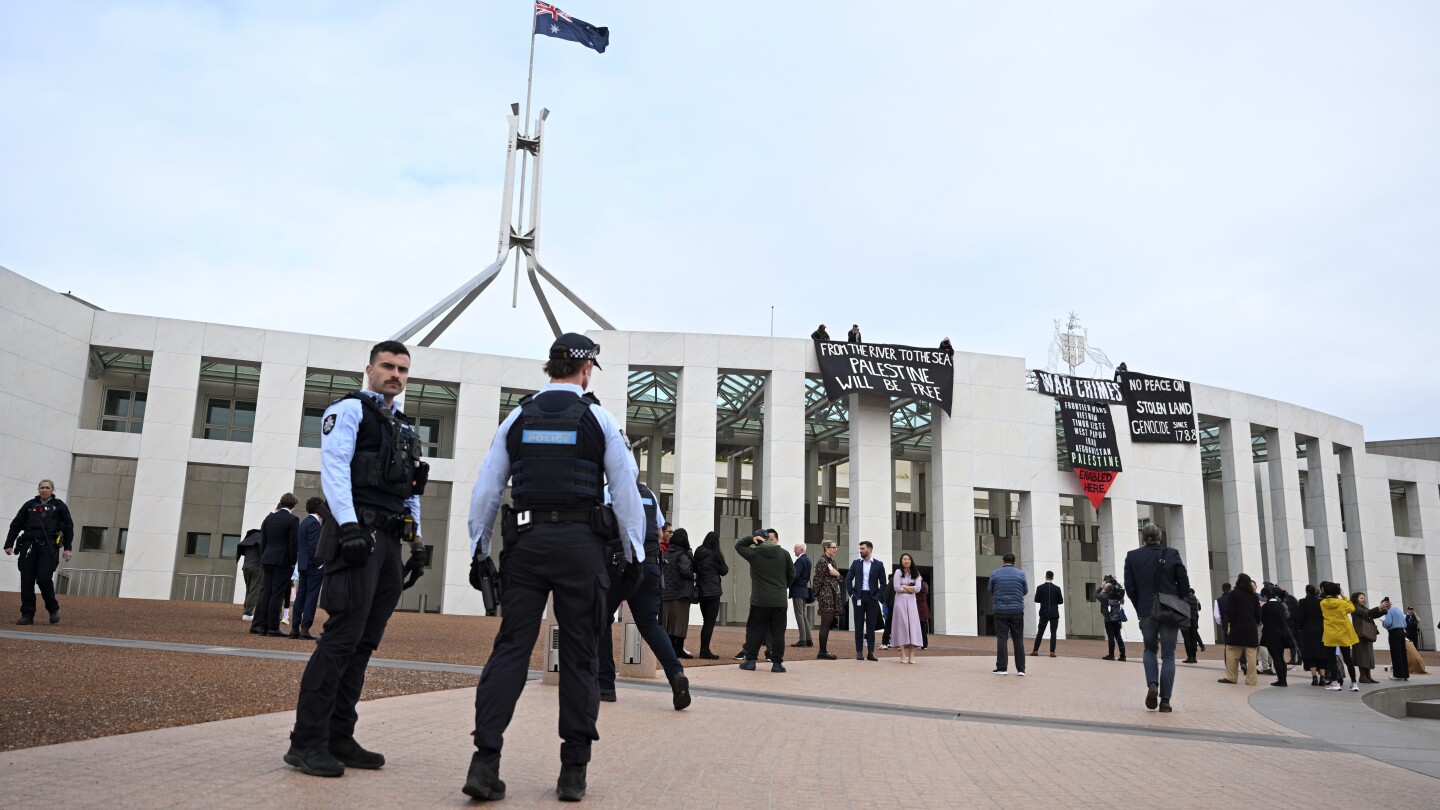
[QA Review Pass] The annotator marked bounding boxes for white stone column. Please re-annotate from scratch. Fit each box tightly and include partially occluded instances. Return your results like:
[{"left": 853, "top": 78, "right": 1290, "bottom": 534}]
[
  {"left": 672, "top": 365, "right": 717, "bottom": 539},
  {"left": 1343, "top": 451, "right": 1403, "bottom": 602},
  {"left": 847, "top": 393, "right": 893, "bottom": 565},
  {"left": 805, "top": 444, "right": 821, "bottom": 523},
  {"left": 120, "top": 348, "right": 201, "bottom": 599},
  {"left": 1019, "top": 490, "right": 1063, "bottom": 637},
  {"left": 929, "top": 409, "right": 975, "bottom": 636},
  {"left": 1098, "top": 496, "right": 1139, "bottom": 640},
  {"left": 1265, "top": 428, "right": 1308, "bottom": 594},
  {"left": 1305, "top": 439, "right": 1348, "bottom": 585},
  {"left": 761, "top": 370, "right": 806, "bottom": 554},
  {"left": 442, "top": 356, "right": 501, "bottom": 617},
  {"left": 1168, "top": 500, "right": 1215, "bottom": 644},
  {"left": 1412, "top": 482, "right": 1440, "bottom": 650},
  {"left": 239, "top": 335, "right": 309, "bottom": 601},
  {"left": 1218, "top": 419, "right": 1264, "bottom": 582}
]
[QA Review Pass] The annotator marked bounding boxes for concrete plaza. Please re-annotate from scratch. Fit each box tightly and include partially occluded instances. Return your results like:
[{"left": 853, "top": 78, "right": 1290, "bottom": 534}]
[{"left": 3, "top": 640, "right": 1437, "bottom": 808}]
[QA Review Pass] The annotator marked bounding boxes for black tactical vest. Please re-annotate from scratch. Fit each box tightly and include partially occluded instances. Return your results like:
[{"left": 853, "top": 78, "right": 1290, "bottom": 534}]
[
  {"left": 344, "top": 392, "right": 422, "bottom": 516},
  {"left": 638, "top": 483, "right": 661, "bottom": 561},
  {"left": 24, "top": 499, "right": 62, "bottom": 543},
  {"left": 506, "top": 390, "right": 605, "bottom": 513}
]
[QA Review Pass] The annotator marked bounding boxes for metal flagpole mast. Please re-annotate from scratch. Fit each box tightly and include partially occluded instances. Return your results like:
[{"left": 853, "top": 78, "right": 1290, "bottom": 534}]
[{"left": 511, "top": 7, "right": 539, "bottom": 307}]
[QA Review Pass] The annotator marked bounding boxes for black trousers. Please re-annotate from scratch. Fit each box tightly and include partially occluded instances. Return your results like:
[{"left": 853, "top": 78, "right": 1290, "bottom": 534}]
[
  {"left": 698, "top": 595, "right": 721, "bottom": 653},
  {"left": 597, "top": 562, "right": 683, "bottom": 690},
  {"left": 1264, "top": 640, "right": 1288, "bottom": 684},
  {"left": 251, "top": 564, "right": 290, "bottom": 633},
  {"left": 1105, "top": 621, "right": 1126, "bottom": 657},
  {"left": 853, "top": 594, "right": 881, "bottom": 654},
  {"left": 995, "top": 612, "right": 1025, "bottom": 672},
  {"left": 1033, "top": 616, "right": 1059, "bottom": 653},
  {"left": 473, "top": 525, "right": 608, "bottom": 767},
  {"left": 742, "top": 605, "right": 787, "bottom": 663},
  {"left": 1183, "top": 626, "right": 1201, "bottom": 659},
  {"left": 17, "top": 542, "right": 60, "bottom": 617},
  {"left": 290, "top": 527, "right": 403, "bottom": 749},
  {"left": 1388, "top": 628, "right": 1410, "bottom": 680}
]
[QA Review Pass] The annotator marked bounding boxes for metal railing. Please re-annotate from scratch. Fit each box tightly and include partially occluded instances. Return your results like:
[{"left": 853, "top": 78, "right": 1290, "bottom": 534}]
[
  {"left": 56, "top": 568, "right": 122, "bottom": 597},
  {"left": 172, "top": 573, "right": 236, "bottom": 603}
]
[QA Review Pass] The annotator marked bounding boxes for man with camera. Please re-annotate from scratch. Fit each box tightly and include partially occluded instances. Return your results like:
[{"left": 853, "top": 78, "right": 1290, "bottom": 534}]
[
  {"left": 284, "top": 341, "right": 429, "bottom": 778},
  {"left": 463, "top": 333, "right": 644, "bottom": 803}
]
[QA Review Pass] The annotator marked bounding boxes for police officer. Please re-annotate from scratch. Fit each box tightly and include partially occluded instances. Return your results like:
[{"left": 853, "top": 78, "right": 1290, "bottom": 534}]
[
  {"left": 284, "top": 340, "right": 429, "bottom": 778},
  {"left": 463, "top": 332, "right": 644, "bottom": 803},
  {"left": 596, "top": 480, "right": 691, "bottom": 710},
  {"left": 5, "top": 479, "right": 74, "bottom": 625}
]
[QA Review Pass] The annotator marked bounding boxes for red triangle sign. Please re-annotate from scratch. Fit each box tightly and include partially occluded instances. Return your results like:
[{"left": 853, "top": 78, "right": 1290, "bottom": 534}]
[{"left": 1074, "top": 468, "right": 1118, "bottom": 510}]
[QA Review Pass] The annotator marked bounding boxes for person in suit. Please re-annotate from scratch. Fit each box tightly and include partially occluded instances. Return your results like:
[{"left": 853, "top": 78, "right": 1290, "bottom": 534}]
[
  {"left": 789, "top": 542, "right": 814, "bottom": 648},
  {"left": 844, "top": 541, "right": 886, "bottom": 661},
  {"left": 250, "top": 493, "right": 300, "bottom": 637},
  {"left": 1032, "top": 570, "right": 1063, "bottom": 658},
  {"left": 290, "top": 497, "right": 326, "bottom": 640},
  {"left": 1123, "top": 524, "right": 1191, "bottom": 713}
]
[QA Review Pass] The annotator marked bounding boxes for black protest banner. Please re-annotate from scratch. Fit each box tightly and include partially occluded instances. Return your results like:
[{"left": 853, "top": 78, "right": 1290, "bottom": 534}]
[
  {"left": 1116, "top": 370, "right": 1199, "bottom": 444},
  {"left": 1028, "top": 370, "right": 1125, "bottom": 404},
  {"left": 1058, "top": 398, "right": 1123, "bottom": 509},
  {"left": 814, "top": 341, "right": 955, "bottom": 415}
]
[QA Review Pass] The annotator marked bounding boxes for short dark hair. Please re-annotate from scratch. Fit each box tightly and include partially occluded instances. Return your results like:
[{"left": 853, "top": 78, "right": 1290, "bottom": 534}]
[
  {"left": 278, "top": 493, "right": 298, "bottom": 509},
  {"left": 1320, "top": 581, "right": 1342, "bottom": 598},
  {"left": 305, "top": 496, "right": 325, "bottom": 514},
  {"left": 1002, "top": 553, "right": 1015, "bottom": 564},
  {"left": 766, "top": 527, "right": 778, "bottom": 539},
  {"left": 859, "top": 540, "right": 873, "bottom": 550},
  {"left": 1139, "top": 524, "right": 1162, "bottom": 544},
  {"left": 1221, "top": 583, "right": 1232, "bottom": 592},
  {"left": 1045, "top": 570, "right": 1054, "bottom": 580},
  {"left": 369, "top": 340, "right": 410, "bottom": 364}
]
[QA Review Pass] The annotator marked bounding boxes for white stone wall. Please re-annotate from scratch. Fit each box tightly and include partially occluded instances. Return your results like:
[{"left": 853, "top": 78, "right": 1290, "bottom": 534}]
[{"left": 4, "top": 264, "right": 1440, "bottom": 644}]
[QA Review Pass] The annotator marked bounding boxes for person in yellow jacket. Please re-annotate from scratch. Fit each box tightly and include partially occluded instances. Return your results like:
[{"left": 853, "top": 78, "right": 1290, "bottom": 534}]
[{"left": 1319, "top": 581, "right": 1360, "bottom": 692}]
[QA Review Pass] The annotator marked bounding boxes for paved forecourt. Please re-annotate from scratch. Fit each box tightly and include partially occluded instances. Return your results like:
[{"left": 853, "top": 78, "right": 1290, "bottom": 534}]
[{"left": 2, "top": 652, "right": 1436, "bottom": 808}]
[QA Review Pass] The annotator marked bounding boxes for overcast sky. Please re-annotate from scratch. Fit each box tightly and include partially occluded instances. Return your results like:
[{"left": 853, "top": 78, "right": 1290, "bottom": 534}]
[{"left": 2, "top": 2, "right": 1436, "bottom": 440}]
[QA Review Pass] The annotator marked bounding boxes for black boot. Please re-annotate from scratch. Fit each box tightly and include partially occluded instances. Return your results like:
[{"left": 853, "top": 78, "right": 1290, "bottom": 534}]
[
  {"left": 557, "top": 764, "right": 587, "bottom": 802},
  {"left": 329, "top": 738, "right": 384, "bottom": 769},
  {"left": 462, "top": 752, "right": 506, "bottom": 801},
  {"left": 284, "top": 745, "right": 345, "bottom": 778}
]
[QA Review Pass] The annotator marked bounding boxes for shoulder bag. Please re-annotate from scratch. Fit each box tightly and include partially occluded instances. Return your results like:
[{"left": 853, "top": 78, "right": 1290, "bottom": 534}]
[{"left": 1150, "top": 549, "right": 1191, "bottom": 628}]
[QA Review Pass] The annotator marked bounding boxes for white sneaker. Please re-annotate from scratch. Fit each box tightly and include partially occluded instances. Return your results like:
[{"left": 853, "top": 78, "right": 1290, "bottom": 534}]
[
  {"left": 1326, "top": 683, "right": 1342, "bottom": 691},
  {"left": 1350, "top": 684, "right": 1360, "bottom": 692},
  {"left": 1017, "top": 671, "right": 1027, "bottom": 677},
  {"left": 241, "top": 614, "right": 253, "bottom": 621}
]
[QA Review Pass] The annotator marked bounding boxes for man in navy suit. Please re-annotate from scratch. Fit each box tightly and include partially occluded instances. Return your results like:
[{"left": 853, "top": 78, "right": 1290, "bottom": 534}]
[
  {"left": 250, "top": 494, "right": 300, "bottom": 637},
  {"left": 290, "top": 496, "right": 326, "bottom": 640},
  {"left": 844, "top": 541, "right": 886, "bottom": 661}
]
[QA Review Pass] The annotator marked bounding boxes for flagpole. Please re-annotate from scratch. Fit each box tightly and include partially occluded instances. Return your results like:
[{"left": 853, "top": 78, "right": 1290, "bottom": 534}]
[{"left": 511, "top": 10, "right": 539, "bottom": 308}]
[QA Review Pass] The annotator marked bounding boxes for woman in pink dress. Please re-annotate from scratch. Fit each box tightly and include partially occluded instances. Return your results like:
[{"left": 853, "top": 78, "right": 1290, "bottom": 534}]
[{"left": 890, "top": 554, "right": 924, "bottom": 663}]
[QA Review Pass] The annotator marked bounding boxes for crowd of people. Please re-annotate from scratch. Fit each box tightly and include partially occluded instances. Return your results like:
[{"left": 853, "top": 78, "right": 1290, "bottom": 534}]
[{"left": 1212, "top": 575, "right": 1429, "bottom": 690}]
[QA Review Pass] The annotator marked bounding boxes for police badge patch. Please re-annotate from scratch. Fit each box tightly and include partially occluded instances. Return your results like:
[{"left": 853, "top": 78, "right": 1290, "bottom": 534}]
[{"left": 322, "top": 414, "right": 337, "bottom": 435}]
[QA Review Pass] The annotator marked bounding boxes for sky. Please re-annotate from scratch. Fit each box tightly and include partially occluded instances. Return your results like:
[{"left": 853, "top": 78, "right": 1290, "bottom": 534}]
[{"left": 2, "top": 1, "right": 1437, "bottom": 440}]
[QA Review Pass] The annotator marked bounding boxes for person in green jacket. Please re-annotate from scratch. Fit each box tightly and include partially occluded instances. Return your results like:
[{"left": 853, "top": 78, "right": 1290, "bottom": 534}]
[{"left": 736, "top": 530, "right": 795, "bottom": 673}]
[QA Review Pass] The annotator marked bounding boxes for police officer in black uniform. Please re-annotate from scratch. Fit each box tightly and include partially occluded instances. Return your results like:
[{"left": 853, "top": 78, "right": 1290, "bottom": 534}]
[
  {"left": 596, "top": 480, "right": 691, "bottom": 710},
  {"left": 463, "top": 333, "right": 644, "bottom": 803},
  {"left": 5, "top": 478, "right": 74, "bottom": 625},
  {"left": 284, "top": 340, "right": 429, "bottom": 778}
]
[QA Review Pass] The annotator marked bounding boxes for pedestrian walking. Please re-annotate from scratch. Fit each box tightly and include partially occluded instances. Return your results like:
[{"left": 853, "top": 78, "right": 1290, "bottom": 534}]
[
  {"left": 1123, "top": 524, "right": 1191, "bottom": 712},
  {"left": 1032, "top": 570, "right": 1063, "bottom": 658}
]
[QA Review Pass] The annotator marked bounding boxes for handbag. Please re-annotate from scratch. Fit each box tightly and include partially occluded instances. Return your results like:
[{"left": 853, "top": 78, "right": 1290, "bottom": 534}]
[
  {"left": 1149, "top": 549, "right": 1191, "bottom": 628},
  {"left": 1357, "top": 618, "right": 1379, "bottom": 643}
]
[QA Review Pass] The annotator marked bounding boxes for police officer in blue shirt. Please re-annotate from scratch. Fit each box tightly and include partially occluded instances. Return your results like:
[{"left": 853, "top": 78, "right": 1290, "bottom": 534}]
[
  {"left": 596, "top": 481, "right": 691, "bottom": 710},
  {"left": 462, "top": 333, "right": 644, "bottom": 804},
  {"left": 285, "top": 340, "right": 429, "bottom": 778}
]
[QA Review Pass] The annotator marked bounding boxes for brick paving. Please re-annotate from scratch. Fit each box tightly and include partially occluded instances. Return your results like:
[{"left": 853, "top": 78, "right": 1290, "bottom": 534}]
[{"left": 2, "top": 651, "right": 1437, "bottom": 807}]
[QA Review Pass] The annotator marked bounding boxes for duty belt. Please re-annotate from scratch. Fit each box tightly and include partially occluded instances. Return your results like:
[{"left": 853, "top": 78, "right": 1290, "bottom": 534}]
[
  {"left": 359, "top": 509, "right": 407, "bottom": 538},
  {"left": 515, "top": 509, "right": 591, "bottom": 531}
]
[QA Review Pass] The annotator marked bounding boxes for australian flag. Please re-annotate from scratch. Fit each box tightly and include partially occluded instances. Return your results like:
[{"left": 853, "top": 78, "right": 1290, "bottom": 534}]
[{"left": 534, "top": 3, "right": 608, "bottom": 53}]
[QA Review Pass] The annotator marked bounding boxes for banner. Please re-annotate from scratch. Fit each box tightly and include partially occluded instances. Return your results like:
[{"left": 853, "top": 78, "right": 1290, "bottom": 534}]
[
  {"left": 814, "top": 341, "right": 955, "bottom": 415},
  {"left": 1058, "top": 398, "right": 1123, "bottom": 509},
  {"left": 1028, "top": 370, "right": 1124, "bottom": 404},
  {"left": 1117, "top": 370, "right": 1198, "bottom": 443}
]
